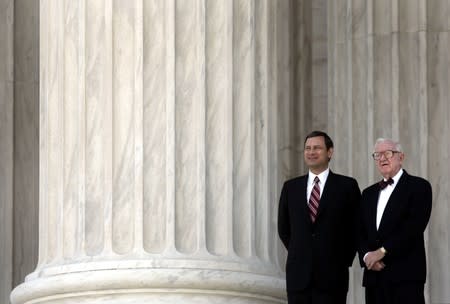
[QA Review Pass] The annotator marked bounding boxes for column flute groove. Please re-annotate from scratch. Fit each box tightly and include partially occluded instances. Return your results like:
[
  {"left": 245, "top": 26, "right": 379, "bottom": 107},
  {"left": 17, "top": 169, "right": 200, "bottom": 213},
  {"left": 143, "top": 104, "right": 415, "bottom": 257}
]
[{"left": 133, "top": 0, "right": 144, "bottom": 253}]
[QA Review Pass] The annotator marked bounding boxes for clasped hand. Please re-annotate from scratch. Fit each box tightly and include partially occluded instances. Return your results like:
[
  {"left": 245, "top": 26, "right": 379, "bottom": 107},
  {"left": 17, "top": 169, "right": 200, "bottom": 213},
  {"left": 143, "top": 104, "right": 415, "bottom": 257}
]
[{"left": 364, "top": 249, "right": 386, "bottom": 271}]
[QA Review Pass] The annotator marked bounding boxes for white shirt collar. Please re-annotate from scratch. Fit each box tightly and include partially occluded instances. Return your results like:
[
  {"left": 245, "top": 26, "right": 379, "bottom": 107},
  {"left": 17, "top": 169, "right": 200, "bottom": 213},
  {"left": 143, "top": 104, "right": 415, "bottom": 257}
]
[
  {"left": 308, "top": 168, "right": 330, "bottom": 185},
  {"left": 384, "top": 168, "right": 403, "bottom": 186}
]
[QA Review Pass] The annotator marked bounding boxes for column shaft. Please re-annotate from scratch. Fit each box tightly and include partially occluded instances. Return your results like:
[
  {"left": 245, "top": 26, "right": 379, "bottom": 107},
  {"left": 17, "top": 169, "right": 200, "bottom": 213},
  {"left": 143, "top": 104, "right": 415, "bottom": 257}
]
[{"left": 11, "top": 1, "right": 287, "bottom": 303}]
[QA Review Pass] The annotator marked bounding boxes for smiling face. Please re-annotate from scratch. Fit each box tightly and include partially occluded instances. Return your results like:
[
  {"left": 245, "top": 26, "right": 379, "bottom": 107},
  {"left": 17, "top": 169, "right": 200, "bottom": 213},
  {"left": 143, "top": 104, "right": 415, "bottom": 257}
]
[
  {"left": 304, "top": 136, "right": 333, "bottom": 175},
  {"left": 373, "top": 139, "right": 404, "bottom": 179}
]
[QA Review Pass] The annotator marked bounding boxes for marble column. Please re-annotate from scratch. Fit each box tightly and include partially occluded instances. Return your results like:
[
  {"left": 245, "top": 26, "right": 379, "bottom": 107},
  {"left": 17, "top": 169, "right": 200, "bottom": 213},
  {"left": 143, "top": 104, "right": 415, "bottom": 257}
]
[{"left": 10, "top": 0, "right": 287, "bottom": 303}]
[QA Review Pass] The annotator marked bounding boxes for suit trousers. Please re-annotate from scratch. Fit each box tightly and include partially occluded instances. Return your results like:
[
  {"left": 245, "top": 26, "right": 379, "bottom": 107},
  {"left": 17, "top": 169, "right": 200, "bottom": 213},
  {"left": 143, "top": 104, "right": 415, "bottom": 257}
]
[
  {"left": 287, "top": 287, "right": 347, "bottom": 304},
  {"left": 365, "top": 282, "right": 425, "bottom": 304}
]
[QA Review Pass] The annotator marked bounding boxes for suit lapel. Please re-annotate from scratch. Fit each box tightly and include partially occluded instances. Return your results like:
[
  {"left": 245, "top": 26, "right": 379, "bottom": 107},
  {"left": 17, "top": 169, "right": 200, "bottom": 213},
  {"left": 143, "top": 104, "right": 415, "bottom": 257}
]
[
  {"left": 315, "top": 171, "right": 335, "bottom": 221},
  {"left": 299, "top": 176, "right": 311, "bottom": 223},
  {"left": 378, "top": 171, "right": 409, "bottom": 233},
  {"left": 317, "top": 170, "right": 334, "bottom": 218},
  {"left": 367, "top": 188, "right": 380, "bottom": 236}
]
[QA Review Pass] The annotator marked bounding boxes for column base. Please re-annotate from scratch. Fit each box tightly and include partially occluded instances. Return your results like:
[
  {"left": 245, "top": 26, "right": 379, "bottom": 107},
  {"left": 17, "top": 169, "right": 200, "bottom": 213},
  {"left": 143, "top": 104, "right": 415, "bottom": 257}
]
[{"left": 10, "top": 259, "right": 286, "bottom": 304}]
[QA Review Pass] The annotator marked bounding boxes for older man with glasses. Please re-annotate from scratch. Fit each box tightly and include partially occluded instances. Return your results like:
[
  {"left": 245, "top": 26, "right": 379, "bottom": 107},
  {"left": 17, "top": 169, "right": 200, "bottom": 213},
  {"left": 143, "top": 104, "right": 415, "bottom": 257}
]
[{"left": 358, "top": 138, "right": 432, "bottom": 304}]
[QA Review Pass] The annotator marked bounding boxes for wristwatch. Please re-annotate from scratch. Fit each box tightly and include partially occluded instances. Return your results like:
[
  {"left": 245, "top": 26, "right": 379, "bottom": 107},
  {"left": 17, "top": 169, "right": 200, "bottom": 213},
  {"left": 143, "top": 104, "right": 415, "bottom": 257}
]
[{"left": 380, "top": 247, "right": 387, "bottom": 255}]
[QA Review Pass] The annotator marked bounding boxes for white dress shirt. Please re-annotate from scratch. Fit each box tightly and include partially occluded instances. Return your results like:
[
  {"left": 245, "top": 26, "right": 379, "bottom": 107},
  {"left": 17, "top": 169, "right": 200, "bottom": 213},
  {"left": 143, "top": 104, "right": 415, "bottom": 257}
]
[
  {"left": 376, "top": 168, "right": 404, "bottom": 230},
  {"left": 363, "top": 168, "right": 404, "bottom": 262},
  {"left": 307, "top": 168, "right": 330, "bottom": 201}
]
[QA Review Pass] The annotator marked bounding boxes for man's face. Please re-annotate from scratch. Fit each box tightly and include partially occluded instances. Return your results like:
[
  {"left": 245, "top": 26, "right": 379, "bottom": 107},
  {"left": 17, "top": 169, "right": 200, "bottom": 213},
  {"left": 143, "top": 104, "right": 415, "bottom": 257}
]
[
  {"left": 304, "top": 136, "right": 333, "bottom": 174},
  {"left": 374, "top": 140, "right": 404, "bottom": 178}
]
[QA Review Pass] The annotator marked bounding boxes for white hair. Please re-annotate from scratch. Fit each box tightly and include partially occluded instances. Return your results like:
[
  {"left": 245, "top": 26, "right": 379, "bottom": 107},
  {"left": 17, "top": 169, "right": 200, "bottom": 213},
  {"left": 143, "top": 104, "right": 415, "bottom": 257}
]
[{"left": 374, "top": 138, "right": 403, "bottom": 152}]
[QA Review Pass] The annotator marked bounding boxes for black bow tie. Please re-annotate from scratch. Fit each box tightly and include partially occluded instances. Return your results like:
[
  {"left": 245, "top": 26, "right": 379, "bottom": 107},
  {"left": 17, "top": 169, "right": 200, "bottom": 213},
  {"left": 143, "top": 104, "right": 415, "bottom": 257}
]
[{"left": 379, "top": 178, "right": 394, "bottom": 190}]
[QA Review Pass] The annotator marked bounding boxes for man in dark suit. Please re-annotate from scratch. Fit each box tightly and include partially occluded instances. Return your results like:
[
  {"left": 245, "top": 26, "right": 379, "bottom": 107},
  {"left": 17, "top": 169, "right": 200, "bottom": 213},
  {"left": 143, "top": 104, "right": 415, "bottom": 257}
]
[
  {"left": 278, "top": 131, "right": 361, "bottom": 304},
  {"left": 358, "top": 138, "right": 432, "bottom": 304}
]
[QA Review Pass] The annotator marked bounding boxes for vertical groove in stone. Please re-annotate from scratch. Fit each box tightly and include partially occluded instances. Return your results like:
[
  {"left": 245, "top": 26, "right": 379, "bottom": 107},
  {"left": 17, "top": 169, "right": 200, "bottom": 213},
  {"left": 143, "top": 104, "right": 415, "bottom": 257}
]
[
  {"left": 204, "top": 0, "right": 233, "bottom": 256},
  {"left": 327, "top": 0, "right": 337, "bottom": 150},
  {"left": 266, "top": 0, "right": 278, "bottom": 266},
  {"left": 63, "top": 0, "right": 81, "bottom": 259},
  {"left": 103, "top": 0, "right": 114, "bottom": 255},
  {"left": 417, "top": 31, "right": 428, "bottom": 177},
  {"left": 85, "top": 0, "right": 107, "bottom": 256},
  {"left": 398, "top": 13, "right": 421, "bottom": 167},
  {"left": 329, "top": 0, "right": 349, "bottom": 174},
  {"left": 365, "top": 0, "right": 375, "bottom": 182},
  {"left": 390, "top": 0, "right": 399, "bottom": 140},
  {"left": 373, "top": 1, "right": 393, "bottom": 142},
  {"left": 232, "top": 0, "right": 255, "bottom": 258},
  {"left": 165, "top": 0, "right": 176, "bottom": 253},
  {"left": 174, "top": 0, "right": 204, "bottom": 254},
  {"left": 197, "top": 0, "right": 207, "bottom": 255},
  {"left": 142, "top": 0, "right": 168, "bottom": 254},
  {"left": 292, "top": 0, "right": 311, "bottom": 173},
  {"left": 364, "top": 0, "right": 374, "bottom": 186},
  {"left": 78, "top": 0, "right": 87, "bottom": 258},
  {"left": 46, "top": 0, "right": 64, "bottom": 263},
  {"left": 38, "top": 0, "right": 49, "bottom": 269},
  {"left": 311, "top": 0, "right": 328, "bottom": 132},
  {"left": 349, "top": 0, "right": 366, "bottom": 174},
  {"left": 111, "top": 0, "right": 135, "bottom": 255},
  {"left": 254, "top": 0, "right": 269, "bottom": 262},
  {"left": 133, "top": 0, "right": 144, "bottom": 253},
  {"left": 275, "top": 0, "right": 292, "bottom": 184},
  {"left": 275, "top": 0, "right": 290, "bottom": 268}
]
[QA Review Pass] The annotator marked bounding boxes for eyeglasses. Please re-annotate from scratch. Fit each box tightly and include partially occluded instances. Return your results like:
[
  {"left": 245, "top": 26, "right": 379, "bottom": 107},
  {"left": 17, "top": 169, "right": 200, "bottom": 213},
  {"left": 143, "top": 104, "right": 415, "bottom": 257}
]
[
  {"left": 372, "top": 150, "right": 400, "bottom": 161},
  {"left": 304, "top": 146, "right": 325, "bottom": 153}
]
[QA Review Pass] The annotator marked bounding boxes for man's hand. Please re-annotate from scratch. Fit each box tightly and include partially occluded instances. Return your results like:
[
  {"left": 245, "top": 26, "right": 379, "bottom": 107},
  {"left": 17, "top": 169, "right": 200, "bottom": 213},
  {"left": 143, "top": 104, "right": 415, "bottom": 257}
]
[
  {"left": 370, "top": 261, "right": 385, "bottom": 271},
  {"left": 364, "top": 248, "right": 386, "bottom": 270}
]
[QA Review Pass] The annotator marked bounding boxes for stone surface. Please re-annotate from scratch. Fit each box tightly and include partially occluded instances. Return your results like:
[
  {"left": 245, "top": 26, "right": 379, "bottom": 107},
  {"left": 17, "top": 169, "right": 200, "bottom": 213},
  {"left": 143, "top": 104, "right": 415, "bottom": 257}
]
[
  {"left": 0, "top": 1, "right": 14, "bottom": 304},
  {"left": 3, "top": 1, "right": 450, "bottom": 304}
]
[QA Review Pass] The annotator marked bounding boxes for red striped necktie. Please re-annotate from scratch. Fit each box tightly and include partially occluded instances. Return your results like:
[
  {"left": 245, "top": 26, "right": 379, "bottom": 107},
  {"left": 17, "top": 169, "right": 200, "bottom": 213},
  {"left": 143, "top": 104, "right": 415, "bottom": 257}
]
[{"left": 309, "top": 176, "right": 320, "bottom": 222}]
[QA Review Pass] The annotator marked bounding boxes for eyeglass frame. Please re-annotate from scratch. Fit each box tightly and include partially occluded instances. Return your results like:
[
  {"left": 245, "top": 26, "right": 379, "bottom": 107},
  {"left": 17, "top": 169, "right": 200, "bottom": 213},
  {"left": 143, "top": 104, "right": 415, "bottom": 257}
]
[{"left": 372, "top": 150, "right": 401, "bottom": 161}]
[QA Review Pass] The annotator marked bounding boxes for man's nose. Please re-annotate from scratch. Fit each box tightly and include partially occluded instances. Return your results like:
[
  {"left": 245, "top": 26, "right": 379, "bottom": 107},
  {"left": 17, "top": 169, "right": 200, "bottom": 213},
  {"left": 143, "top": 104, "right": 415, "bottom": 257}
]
[{"left": 379, "top": 153, "right": 388, "bottom": 160}]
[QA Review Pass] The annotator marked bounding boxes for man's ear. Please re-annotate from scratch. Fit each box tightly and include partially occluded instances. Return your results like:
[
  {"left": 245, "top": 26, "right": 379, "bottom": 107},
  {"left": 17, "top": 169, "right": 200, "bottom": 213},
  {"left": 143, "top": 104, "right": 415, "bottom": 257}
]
[{"left": 327, "top": 147, "right": 334, "bottom": 161}]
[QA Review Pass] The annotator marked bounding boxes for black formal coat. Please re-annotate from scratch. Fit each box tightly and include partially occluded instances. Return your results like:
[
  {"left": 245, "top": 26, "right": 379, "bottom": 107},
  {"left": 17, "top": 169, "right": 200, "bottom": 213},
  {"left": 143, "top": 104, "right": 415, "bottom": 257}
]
[
  {"left": 358, "top": 170, "right": 432, "bottom": 287},
  {"left": 278, "top": 171, "right": 361, "bottom": 293}
]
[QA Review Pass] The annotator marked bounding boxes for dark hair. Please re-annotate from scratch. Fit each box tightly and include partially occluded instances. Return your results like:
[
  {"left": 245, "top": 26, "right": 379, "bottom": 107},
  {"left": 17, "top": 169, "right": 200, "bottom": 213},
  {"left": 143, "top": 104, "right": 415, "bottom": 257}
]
[{"left": 304, "top": 130, "right": 334, "bottom": 150}]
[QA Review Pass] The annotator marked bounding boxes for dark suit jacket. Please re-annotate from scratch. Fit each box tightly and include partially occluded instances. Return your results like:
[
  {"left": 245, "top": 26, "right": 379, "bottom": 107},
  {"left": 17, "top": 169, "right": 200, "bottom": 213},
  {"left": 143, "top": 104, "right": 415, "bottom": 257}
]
[
  {"left": 278, "top": 171, "right": 361, "bottom": 293},
  {"left": 358, "top": 170, "right": 432, "bottom": 287}
]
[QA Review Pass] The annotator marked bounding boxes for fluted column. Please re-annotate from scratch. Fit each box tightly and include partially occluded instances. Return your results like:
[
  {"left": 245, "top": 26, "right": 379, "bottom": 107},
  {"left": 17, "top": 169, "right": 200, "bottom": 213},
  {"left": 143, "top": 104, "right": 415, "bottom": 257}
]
[{"left": 10, "top": 1, "right": 287, "bottom": 303}]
